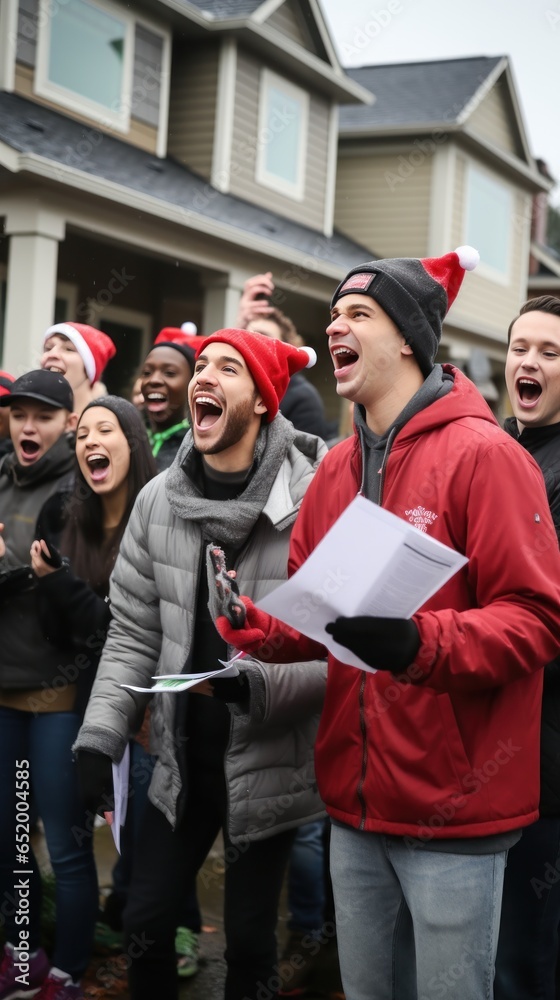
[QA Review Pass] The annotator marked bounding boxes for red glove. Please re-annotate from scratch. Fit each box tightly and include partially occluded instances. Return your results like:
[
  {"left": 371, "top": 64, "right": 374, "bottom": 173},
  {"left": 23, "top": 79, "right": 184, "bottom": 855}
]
[{"left": 215, "top": 595, "right": 274, "bottom": 653}]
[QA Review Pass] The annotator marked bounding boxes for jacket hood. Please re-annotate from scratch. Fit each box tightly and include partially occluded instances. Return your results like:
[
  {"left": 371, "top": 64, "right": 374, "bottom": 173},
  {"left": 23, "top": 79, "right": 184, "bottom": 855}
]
[
  {"left": 0, "top": 432, "right": 74, "bottom": 488},
  {"left": 164, "top": 413, "right": 327, "bottom": 545},
  {"left": 393, "top": 366, "right": 499, "bottom": 444}
]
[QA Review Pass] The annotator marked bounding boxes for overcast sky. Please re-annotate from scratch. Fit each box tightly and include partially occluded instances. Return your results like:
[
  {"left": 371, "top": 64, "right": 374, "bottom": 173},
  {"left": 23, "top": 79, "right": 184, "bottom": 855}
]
[{"left": 320, "top": 0, "right": 560, "bottom": 206}]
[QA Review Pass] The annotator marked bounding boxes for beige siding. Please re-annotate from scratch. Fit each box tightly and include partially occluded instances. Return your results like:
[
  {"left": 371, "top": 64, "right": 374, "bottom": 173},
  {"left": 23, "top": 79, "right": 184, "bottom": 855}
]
[
  {"left": 129, "top": 117, "right": 158, "bottom": 154},
  {"left": 266, "top": 0, "right": 315, "bottom": 50},
  {"left": 449, "top": 153, "right": 528, "bottom": 336},
  {"left": 167, "top": 44, "right": 219, "bottom": 178},
  {"left": 334, "top": 149, "right": 433, "bottom": 258},
  {"left": 468, "top": 78, "right": 524, "bottom": 158},
  {"left": 229, "top": 49, "right": 329, "bottom": 232},
  {"left": 14, "top": 63, "right": 157, "bottom": 153}
]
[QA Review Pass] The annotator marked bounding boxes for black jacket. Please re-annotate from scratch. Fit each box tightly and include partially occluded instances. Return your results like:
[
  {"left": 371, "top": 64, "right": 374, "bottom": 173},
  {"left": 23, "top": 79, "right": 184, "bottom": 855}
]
[
  {"left": 504, "top": 417, "right": 560, "bottom": 814},
  {"left": 0, "top": 435, "right": 75, "bottom": 691},
  {"left": 34, "top": 490, "right": 112, "bottom": 717},
  {"left": 280, "top": 373, "right": 335, "bottom": 442}
]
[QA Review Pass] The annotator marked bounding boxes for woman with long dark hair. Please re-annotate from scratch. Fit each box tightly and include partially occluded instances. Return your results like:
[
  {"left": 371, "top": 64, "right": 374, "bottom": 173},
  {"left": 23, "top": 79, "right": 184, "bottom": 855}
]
[{"left": 25, "top": 397, "right": 156, "bottom": 994}]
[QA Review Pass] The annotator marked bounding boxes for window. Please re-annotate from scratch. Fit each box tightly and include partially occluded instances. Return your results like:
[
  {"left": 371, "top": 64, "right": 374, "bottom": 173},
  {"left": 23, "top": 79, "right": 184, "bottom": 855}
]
[
  {"left": 35, "top": 0, "right": 168, "bottom": 137},
  {"left": 255, "top": 70, "right": 309, "bottom": 200},
  {"left": 464, "top": 166, "right": 512, "bottom": 280}
]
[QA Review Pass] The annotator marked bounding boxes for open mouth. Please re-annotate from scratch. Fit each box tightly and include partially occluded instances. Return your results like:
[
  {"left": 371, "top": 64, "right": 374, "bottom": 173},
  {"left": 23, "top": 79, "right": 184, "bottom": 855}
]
[
  {"left": 194, "top": 395, "right": 223, "bottom": 430},
  {"left": 86, "top": 453, "right": 110, "bottom": 483},
  {"left": 45, "top": 364, "right": 65, "bottom": 375},
  {"left": 20, "top": 439, "right": 41, "bottom": 461},
  {"left": 331, "top": 345, "right": 359, "bottom": 378},
  {"left": 516, "top": 378, "right": 542, "bottom": 407},
  {"left": 145, "top": 391, "right": 169, "bottom": 414}
]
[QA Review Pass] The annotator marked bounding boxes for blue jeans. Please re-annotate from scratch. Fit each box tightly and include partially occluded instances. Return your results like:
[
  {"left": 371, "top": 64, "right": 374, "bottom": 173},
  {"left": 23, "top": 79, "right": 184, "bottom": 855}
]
[
  {"left": 288, "top": 820, "right": 326, "bottom": 933},
  {"left": 330, "top": 822, "right": 506, "bottom": 1000},
  {"left": 494, "top": 817, "right": 560, "bottom": 999},
  {"left": 0, "top": 708, "right": 98, "bottom": 980}
]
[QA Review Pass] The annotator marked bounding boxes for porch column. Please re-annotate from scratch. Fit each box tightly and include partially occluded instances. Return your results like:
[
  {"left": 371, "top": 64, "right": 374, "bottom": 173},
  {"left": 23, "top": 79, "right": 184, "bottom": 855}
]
[
  {"left": 201, "top": 270, "right": 248, "bottom": 335},
  {"left": 2, "top": 200, "right": 65, "bottom": 375}
]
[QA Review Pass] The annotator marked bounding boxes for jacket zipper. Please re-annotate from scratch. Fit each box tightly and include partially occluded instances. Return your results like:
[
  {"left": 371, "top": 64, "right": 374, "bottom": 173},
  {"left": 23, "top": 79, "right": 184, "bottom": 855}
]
[{"left": 356, "top": 426, "right": 397, "bottom": 828}]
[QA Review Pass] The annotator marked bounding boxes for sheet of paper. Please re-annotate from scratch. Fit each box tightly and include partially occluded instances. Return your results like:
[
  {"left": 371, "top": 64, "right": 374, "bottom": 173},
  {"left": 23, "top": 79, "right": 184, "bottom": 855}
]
[
  {"left": 109, "top": 742, "right": 130, "bottom": 854},
  {"left": 120, "top": 659, "right": 240, "bottom": 694},
  {"left": 257, "top": 494, "right": 468, "bottom": 672}
]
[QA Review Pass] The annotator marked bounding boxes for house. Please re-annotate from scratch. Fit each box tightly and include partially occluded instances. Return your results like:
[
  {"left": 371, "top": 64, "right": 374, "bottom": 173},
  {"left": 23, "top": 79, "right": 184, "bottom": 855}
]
[
  {"left": 527, "top": 159, "right": 560, "bottom": 299},
  {"left": 0, "top": 0, "right": 371, "bottom": 415},
  {"left": 333, "top": 56, "right": 552, "bottom": 407}
]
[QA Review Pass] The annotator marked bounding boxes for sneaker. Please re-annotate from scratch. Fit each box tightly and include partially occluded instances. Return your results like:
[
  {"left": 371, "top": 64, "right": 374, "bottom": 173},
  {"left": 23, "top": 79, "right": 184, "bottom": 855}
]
[
  {"left": 0, "top": 944, "right": 50, "bottom": 1000},
  {"left": 33, "top": 973, "right": 83, "bottom": 1000},
  {"left": 175, "top": 927, "right": 199, "bottom": 979},
  {"left": 278, "top": 930, "right": 310, "bottom": 997},
  {"left": 93, "top": 921, "right": 124, "bottom": 952}
]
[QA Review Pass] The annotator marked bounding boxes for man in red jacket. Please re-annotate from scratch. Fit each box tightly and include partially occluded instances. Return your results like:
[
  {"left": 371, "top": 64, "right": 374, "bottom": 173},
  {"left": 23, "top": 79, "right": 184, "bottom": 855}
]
[{"left": 210, "top": 248, "right": 560, "bottom": 1000}]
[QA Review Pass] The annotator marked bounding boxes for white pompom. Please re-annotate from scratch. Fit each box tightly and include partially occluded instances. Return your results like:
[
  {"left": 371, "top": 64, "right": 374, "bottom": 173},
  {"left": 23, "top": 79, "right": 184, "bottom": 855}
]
[
  {"left": 181, "top": 321, "right": 198, "bottom": 334},
  {"left": 454, "top": 246, "right": 480, "bottom": 271},
  {"left": 302, "top": 347, "right": 317, "bottom": 368}
]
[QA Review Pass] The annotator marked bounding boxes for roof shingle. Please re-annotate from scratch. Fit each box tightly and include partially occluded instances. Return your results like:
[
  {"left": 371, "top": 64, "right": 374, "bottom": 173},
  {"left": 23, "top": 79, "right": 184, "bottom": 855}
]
[
  {"left": 340, "top": 56, "right": 504, "bottom": 132},
  {"left": 0, "top": 93, "right": 372, "bottom": 271}
]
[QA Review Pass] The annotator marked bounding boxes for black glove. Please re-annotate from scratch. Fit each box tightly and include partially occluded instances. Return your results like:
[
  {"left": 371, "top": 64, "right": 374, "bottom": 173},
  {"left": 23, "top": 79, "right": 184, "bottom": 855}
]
[
  {"left": 0, "top": 566, "right": 34, "bottom": 602},
  {"left": 76, "top": 750, "right": 114, "bottom": 816},
  {"left": 209, "top": 672, "right": 250, "bottom": 704},
  {"left": 325, "top": 617, "right": 420, "bottom": 673}
]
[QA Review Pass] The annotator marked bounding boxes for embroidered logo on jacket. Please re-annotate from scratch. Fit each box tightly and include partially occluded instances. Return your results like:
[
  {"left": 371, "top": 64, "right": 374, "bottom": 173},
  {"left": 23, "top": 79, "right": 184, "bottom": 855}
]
[{"left": 405, "top": 506, "right": 438, "bottom": 532}]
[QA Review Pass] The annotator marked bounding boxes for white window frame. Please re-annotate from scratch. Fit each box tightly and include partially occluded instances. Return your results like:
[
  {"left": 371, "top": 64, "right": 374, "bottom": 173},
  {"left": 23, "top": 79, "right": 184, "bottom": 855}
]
[
  {"left": 463, "top": 161, "right": 513, "bottom": 286},
  {"left": 55, "top": 281, "right": 79, "bottom": 321},
  {"left": 35, "top": 0, "right": 170, "bottom": 144},
  {"left": 85, "top": 301, "right": 152, "bottom": 359},
  {"left": 255, "top": 69, "right": 309, "bottom": 201}
]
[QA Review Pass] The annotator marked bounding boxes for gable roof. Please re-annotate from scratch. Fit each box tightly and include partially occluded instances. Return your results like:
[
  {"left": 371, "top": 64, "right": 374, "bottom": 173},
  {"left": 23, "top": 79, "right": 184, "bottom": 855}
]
[
  {"left": 155, "top": 0, "right": 371, "bottom": 103},
  {"left": 339, "top": 56, "right": 504, "bottom": 132},
  {"left": 0, "top": 92, "right": 373, "bottom": 276}
]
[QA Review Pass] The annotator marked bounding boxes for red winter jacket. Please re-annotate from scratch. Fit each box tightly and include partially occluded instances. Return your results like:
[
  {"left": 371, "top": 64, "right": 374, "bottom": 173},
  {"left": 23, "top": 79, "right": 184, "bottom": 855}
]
[{"left": 261, "top": 368, "right": 560, "bottom": 840}]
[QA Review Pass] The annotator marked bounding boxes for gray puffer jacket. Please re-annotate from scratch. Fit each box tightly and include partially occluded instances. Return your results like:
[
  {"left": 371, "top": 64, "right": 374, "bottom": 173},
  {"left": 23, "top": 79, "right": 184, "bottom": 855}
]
[{"left": 76, "top": 418, "right": 328, "bottom": 841}]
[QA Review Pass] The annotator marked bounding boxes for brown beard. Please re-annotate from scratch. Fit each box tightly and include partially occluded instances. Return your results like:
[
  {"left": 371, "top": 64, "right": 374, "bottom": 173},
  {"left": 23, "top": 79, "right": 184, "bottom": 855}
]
[{"left": 191, "top": 392, "right": 260, "bottom": 456}]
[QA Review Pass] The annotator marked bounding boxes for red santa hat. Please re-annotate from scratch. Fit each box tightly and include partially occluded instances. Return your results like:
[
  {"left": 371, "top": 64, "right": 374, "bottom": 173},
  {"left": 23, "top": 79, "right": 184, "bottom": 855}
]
[
  {"left": 331, "top": 246, "right": 480, "bottom": 376},
  {"left": 42, "top": 323, "right": 116, "bottom": 384},
  {"left": 196, "top": 328, "right": 317, "bottom": 422},
  {"left": 152, "top": 326, "right": 201, "bottom": 369},
  {"left": 154, "top": 325, "right": 200, "bottom": 352}
]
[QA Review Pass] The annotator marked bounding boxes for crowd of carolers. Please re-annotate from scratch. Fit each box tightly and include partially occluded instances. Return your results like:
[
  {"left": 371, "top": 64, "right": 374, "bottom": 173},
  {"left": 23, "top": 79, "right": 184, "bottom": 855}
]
[{"left": 1, "top": 254, "right": 560, "bottom": 1000}]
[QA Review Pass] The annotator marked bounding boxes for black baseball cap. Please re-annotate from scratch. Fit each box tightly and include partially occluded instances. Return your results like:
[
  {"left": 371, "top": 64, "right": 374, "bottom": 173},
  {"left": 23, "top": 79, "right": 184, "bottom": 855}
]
[{"left": 0, "top": 370, "right": 74, "bottom": 410}]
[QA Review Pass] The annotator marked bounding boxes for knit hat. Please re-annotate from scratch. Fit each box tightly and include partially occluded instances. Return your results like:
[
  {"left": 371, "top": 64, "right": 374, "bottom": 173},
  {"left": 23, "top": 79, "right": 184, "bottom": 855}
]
[
  {"left": 331, "top": 246, "right": 480, "bottom": 377},
  {"left": 196, "top": 328, "right": 317, "bottom": 422},
  {"left": 0, "top": 369, "right": 73, "bottom": 411},
  {"left": 151, "top": 327, "right": 200, "bottom": 369},
  {"left": 0, "top": 371, "right": 14, "bottom": 397},
  {"left": 42, "top": 323, "right": 117, "bottom": 384}
]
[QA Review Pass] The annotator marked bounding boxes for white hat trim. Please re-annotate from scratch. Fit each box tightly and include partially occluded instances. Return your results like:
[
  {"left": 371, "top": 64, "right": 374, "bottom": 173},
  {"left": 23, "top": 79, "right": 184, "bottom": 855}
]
[
  {"left": 454, "top": 246, "right": 480, "bottom": 272},
  {"left": 301, "top": 347, "right": 317, "bottom": 368},
  {"left": 43, "top": 323, "right": 96, "bottom": 383}
]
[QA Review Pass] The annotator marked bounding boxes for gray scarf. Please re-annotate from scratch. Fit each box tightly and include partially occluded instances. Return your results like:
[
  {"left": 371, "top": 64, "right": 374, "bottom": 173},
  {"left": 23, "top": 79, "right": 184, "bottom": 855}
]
[{"left": 165, "top": 414, "right": 297, "bottom": 547}]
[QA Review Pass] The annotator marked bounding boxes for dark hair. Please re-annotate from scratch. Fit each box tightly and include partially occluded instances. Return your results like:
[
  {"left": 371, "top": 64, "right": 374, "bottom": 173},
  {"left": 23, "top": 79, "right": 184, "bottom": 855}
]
[
  {"left": 61, "top": 396, "right": 157, "bottom": 594},
  {"left": 507, "top": 295, "right": 560, "bottom": 343}
]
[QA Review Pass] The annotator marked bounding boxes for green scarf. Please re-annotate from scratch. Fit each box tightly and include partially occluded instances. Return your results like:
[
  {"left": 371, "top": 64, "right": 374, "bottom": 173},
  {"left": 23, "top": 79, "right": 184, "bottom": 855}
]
[{"left": 147, "top": 418, "right": 189, "bottom": 458}]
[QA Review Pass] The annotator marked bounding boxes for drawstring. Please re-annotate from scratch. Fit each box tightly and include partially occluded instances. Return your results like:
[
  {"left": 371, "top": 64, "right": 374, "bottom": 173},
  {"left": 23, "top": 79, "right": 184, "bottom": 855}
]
[{"left": 147, "top": 419, "right": 189, "bottom": 458}]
